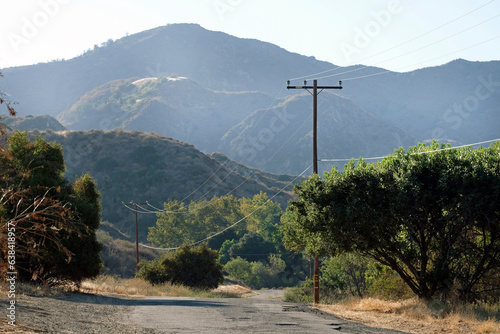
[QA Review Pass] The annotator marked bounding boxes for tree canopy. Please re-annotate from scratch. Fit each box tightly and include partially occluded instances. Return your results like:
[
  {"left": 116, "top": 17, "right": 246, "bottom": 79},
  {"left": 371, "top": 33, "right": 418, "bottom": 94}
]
[
  {"left": 282, "top": 142, "right": 500, "bottom": 302},
  {"left": 0, "top": 132, "right": 102, "bottom": 283},
  {"left": 148, "top": 192, "right": 282, "bottom": 250}
]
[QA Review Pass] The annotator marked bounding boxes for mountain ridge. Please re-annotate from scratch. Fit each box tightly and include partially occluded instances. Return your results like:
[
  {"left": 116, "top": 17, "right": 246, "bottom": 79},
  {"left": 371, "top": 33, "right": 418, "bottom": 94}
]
[
  {"left": 30, "top": 129, "right": 297, "bottom": 241},
  {"left": 1, "top": 23, "right": 498, "bottom": 172}
]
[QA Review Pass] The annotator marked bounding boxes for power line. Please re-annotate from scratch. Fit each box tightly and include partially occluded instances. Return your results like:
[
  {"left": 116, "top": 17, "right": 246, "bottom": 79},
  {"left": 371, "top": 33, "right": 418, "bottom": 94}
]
[
  {"left": 137, "top": 163, "right": 313, "bottom": 251},
  {"left": 339, "top": 34, "right": 500, "bottom": 82},
  {"left": 319, "top": 138, "right": 500, "bottom": 162},
  {"left": 123, "top": 90, "right": 322, "bottom": 216},
  {"left": 313, "top": 13, "right": 500, "bottom": 81},
  {"left": 134, "top": 137, "right": 500, "bottom": 251},
  {"left": 288, "top": 0, "right": 496, "bottom": 82},
  {"left": 173, "top": 86, "right": 287, "bottom": 205}
]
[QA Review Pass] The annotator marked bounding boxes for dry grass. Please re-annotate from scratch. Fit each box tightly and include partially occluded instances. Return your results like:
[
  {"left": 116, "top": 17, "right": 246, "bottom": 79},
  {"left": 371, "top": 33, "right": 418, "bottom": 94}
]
[
  {"left": 80, "top": 275, "right": 251, "bottom": 298},
  {"left": 314, "top": 297, "right": 500, "bottom": 334},
  {"left": 0, "top": 275, "right": 252, "bottom": 300}
]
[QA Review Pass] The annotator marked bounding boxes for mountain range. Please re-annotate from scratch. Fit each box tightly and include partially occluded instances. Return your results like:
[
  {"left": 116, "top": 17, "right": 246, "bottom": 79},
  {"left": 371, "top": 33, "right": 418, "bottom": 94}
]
[{"left": 1, "top": 23, "right": 499, "bottom": 174}]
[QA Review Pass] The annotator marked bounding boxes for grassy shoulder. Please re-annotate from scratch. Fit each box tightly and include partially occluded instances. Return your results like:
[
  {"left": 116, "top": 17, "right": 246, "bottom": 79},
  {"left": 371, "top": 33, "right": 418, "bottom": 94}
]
[
  {"left": 1, "top": 275, "right": 253, "bottom": 300},
  {"left": 80, "top": 275, "right": 253, "bottom": 298},
  {"left": 284, "top": 288, "right": 500, "bottom": 334}
]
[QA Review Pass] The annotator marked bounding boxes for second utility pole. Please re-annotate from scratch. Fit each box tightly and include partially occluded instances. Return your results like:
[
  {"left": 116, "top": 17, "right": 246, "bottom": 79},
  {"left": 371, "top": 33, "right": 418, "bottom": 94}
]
[{"left": 286, "top": 79, "right": 343, "bottom": 304}]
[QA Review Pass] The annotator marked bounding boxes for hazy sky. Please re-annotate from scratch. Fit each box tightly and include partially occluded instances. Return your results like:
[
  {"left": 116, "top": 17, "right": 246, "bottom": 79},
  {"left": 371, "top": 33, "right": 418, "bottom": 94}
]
[{"left": 1, "top": 0, "right": 499, "bottom": 72}]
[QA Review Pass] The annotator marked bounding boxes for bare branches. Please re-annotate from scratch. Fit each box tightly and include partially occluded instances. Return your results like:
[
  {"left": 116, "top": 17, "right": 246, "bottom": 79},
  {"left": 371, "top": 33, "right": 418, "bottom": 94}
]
[
  {"left": 0, "top": 71, "right": 17, "bottom": 141},
  {"left": 0, "top": 185, "right": 81, "bottom": 280}
]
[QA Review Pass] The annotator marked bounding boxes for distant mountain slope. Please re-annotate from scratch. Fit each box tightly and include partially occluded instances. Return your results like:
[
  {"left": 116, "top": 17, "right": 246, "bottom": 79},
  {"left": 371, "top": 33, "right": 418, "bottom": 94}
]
[
  {"left": 340, "top": 59, "right": 500, "bottom": 143},
  {"left": 2, "top": 24, "right": 498, "bottom": 154},
  {"left": 220, "top": 92, "right": 418, "bottom": 174},
  {"left": 32, "top": 130, "right": 295, "bottom": 241},
  {"left": 1, "top": 114, "right": 66, "bottom": 131},
  {"left": 1, "top": 24, "right": 331, "bottom": 117},
  {"left": 57, "top": 76, "right": 274, "bottom": 152}
]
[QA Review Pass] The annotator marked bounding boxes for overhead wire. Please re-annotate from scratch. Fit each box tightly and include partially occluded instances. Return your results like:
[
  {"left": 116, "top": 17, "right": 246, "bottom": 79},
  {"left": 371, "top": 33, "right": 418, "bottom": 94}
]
[
  {"left": 128, "top": 90, "right": 327, "bottom": 215},
  {"left": 138, "top": 163, "right": 313, "bottom": 251},
  {"left": 312, "top": 13, "right": 500, "bottom": 81},
  {"left": 339, "top": 34, "right": 500, "bottom": 82},
  {"left": 319, "top": 138, "right": 500, "bottom": 162},
  {"left": 125, "top": 1, "right": 499, "bottom": 229},
  {"left": 288, "top": 0, "right": 496, "bottom": 82},
  {"left": 132, "top": 86, "right": 288, "bottom": 214},
  {"left": 139, "top": 137, "right": 500, "bottom": 251}
]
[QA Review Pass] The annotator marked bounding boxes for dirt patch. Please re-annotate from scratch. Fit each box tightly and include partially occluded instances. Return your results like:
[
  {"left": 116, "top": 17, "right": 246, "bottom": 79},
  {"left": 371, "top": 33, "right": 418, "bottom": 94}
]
[
  {"left": 0, "top": 292, "right": 163, "bottom": 333},
  {"left": 213, "top": 284, "right": 254, "bottom": 297}
]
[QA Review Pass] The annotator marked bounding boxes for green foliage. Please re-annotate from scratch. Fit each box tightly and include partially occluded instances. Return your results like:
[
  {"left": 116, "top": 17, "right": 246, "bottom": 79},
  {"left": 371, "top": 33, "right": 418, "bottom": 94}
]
[
  {"left": 136, "top": 258, "right": 169, "bottom": 285},
  {"left": 240, "top": 192, "right": 283, "bottom": 245},
  {"left": 147, "top": 191, "right": 310, "bottom": 289},
  {"left": 223, "top": 257, "right": 252, "bottom": 281},
  {"left": 321, "top": 253, "right": 369, "bottom": 298},
  {"left": 228, "top": 232, "right": 276, "bottom": 263},
  {"left": 30, "top": 130, "right": 294, "bottom": 243},
  {"left": 283, "top": 279, "right": 314, "bottom": 303},
  {"left": 0, "top": 132, "right": 103, "bottom": 283},
  {"left": 148, "top": 193, "right": 282, "bottom": 250},
  {"left": 218, "top": 239, "right": 237, "bottom": 265},
  {"left": 365, "top": 262, "right": 413, "bottom": 300},
  {"left": 7, "top": 131, "right": 66, "bottom": 187},
  {"left": 282, "top": 142, "right": 500, "bottom": 302},
  {"left": 280, "top": 174, "right": 334, "bottom": 256},
  {"left": 137, "top": 243, "right": 224, "bottom": 290},
  {"left": 224, "top": 254, "right": 289, "bottom": 289}
]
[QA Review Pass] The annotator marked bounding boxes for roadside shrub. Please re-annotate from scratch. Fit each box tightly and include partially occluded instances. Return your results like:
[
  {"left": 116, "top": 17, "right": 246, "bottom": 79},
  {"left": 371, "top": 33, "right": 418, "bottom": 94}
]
[
  {"left": 224, "top": 257, "right": 252, "bottom": 281},
  {"left": 137, "top": 243, "right": 224, "bottom": 290},
  {"left": 284, "top": 279, "right": 313, "bottom": 303},
  {"left": 366, "top": 262, "right": 413, "bottom": 300},
  {"left": 224, "top": 254, "right": 287, "bottom": 289},
  {"left": 136, "top": 258, "right": 168, "bottom": 285}
]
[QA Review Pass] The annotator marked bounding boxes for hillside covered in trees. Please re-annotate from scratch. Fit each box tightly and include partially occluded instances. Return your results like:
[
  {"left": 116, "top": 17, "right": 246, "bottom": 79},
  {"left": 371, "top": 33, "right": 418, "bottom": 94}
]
[{"left": 31, "top": 130, "right": 298, "bottom": 241}]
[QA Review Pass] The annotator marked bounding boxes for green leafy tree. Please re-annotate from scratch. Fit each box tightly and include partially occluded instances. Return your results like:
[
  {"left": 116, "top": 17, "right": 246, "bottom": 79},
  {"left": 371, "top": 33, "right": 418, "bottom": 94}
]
[
  {"left": 218, "top": 239, "right": 237, "bottom": 265},
  {"left": 321, "top": 253, "right": 369, "bottom": 298},
  {"left": 224, "top": 256, "right": 252, "bottom": 281},
  {"left": 0, "top": 132, "right": 102, "bottom": 283},
  {"left": 282, "top": 142, "right": 500, "bottom": 302},
  {"left": 240, "top": 192, "right": 283, "bottom": 245},
  {"left": 136, "top": 258, "right": 169, "bottom": 285},
  {"left": 148, "top": 195, "right": 246, "bottom": 249},
  {"left": 229, "top": 232, "right": 276, "bottom": 263}
]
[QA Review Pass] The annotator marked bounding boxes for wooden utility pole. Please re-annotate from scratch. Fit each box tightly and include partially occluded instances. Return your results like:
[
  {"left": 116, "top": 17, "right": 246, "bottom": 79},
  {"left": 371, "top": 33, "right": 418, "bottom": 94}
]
[
  {"left": 287, "top": 79, "right": 343, "bottom": 304},
  {"left": 126, "top": 202, "right": 148, "bottom": 272}
]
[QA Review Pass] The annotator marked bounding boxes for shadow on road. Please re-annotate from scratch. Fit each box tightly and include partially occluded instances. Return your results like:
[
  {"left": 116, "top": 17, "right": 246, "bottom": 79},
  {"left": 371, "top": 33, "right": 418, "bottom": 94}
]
[{"left": 29, "top": 292, "right": 230, "bottom": 308}]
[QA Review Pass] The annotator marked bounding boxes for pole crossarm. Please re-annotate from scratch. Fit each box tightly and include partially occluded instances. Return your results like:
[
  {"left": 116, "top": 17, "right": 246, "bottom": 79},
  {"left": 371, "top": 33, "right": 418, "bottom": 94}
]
[{"left": 286, "top": 85, "right": 343, "bottom": 90}]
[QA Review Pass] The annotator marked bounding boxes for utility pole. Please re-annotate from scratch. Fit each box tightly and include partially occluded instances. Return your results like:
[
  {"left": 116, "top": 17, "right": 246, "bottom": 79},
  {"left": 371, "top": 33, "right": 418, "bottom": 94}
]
[
  {"left": 126, "top": 202, "right": 148, "bottom": 273},
  {"left": 287, "top": 79, "right": 343, "bottom": 304}
]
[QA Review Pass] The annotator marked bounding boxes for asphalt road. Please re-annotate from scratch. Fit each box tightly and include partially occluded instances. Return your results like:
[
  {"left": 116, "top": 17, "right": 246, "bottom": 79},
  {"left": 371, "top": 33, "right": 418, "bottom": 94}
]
[{"left": 126, "top": 290, "right": 410, "bottom": 334}]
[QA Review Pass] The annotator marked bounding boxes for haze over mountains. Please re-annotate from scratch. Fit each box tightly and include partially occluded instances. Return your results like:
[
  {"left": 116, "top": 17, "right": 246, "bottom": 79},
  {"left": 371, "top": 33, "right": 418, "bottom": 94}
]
[{"left": 2, "top": 23, "right": 499, "bottom": 175}]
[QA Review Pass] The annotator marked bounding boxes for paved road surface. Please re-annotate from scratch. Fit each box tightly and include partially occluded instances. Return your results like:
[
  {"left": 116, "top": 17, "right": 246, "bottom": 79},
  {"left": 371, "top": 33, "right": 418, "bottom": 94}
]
[{"left": 126, "top": 290, "right": 410, "bottom": 333}]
